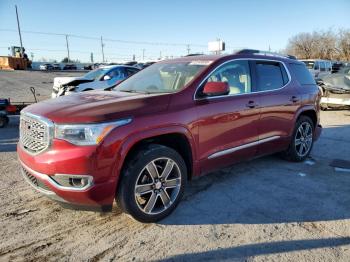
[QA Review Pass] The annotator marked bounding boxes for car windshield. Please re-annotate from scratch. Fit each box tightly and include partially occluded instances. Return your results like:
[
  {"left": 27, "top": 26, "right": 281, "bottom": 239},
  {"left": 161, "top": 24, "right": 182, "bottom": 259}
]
[
  {"left": 302, "top": 61, "right": 315, "bottom": 69},
  {"left": 115, "top": 62, "right": 207, "bottom": 94},
  {"left": 83, "top": 68, "right": 110, "bottom": 81}
]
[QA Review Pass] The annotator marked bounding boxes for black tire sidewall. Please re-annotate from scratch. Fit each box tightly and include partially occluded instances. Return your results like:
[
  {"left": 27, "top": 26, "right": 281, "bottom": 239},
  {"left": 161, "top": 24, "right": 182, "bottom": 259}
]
[{"left": 117, "top": 144, "right": 187, "bottom": 223}]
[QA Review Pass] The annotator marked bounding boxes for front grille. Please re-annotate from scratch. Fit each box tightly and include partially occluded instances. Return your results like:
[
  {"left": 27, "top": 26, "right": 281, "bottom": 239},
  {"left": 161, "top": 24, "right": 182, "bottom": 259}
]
[
  {"left": 21, "top": 166, "right": 52, "bottom": 192},
  {"left": 20, "top": 113, "right": 52, "bottom": 154}
]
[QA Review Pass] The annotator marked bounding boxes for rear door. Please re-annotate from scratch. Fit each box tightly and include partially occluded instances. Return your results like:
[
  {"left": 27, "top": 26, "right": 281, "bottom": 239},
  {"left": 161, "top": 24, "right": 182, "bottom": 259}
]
[
  {"left": 195, "top": 60, "right": 261, "bottom": 173},
  {"left": 252, "top": 60, "right": 300, "bottom": 156}
]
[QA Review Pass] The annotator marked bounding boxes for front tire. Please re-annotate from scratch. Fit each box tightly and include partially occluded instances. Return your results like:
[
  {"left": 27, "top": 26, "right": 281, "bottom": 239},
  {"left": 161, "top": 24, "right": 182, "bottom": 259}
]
[
  {"left": 117, "top": 144, "right": 187, "bottom": 223},
  {"left": 282, "top": 116, "right": 314, "bottom": 162}
]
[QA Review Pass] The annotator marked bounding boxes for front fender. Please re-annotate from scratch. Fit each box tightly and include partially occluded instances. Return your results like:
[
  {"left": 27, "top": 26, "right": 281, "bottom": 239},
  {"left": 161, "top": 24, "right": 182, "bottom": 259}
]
[{"left": 112, "top": 125, "right": 198, "bottom": 184}]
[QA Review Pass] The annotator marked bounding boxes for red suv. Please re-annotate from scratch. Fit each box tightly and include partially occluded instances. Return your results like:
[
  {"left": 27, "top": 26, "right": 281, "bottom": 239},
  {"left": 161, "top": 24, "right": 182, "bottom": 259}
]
[{"left": 18, "top": 50, "right": 322, "bottom": 222}]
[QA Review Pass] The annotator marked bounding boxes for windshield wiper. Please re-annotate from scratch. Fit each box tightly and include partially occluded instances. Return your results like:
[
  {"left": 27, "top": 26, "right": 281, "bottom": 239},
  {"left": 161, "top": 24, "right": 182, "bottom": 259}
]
[{"left": 119, "top": 89, "right": 151, "bottom": 94}]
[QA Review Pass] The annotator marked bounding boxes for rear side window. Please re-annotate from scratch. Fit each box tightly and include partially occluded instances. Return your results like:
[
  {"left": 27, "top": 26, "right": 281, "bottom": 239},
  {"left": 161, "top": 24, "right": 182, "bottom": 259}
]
[
  {"left": 255, "top": 61, "right": 287, "bottom": 91},
  {"left": 289, "top": 63, "right": 316, "bottom": 85}
]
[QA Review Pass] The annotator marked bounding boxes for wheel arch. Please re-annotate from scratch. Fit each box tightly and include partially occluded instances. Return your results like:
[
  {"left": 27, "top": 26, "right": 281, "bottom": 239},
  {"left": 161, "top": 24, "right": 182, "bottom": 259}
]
[
  {"left": 295, "top": 107, "right": 318, "bottom": 129},
  {"left": 116, "top": 126, "right": 198, "bottom": 185}
]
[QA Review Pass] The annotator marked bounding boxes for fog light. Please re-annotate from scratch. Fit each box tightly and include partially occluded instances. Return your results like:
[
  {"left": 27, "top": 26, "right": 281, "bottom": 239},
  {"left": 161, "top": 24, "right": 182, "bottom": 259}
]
[
  {"left": 50, "top": 174, "right": 93, "bottom": 190},
  {"left": 69, "top": 177, "right": 88, "bottom": 188}
]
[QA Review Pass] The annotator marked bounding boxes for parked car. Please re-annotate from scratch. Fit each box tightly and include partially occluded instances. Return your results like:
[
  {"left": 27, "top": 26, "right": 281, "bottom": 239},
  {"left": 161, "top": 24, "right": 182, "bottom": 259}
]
[
  {"left": 18, "top": 50, "right": 322, "bottom": 222},
  {"left": 63, "top": 64, "right": 77, "bottom": 70},
  {"left": 83, "top": 64, "right": 93, "bottom": 70},
  {"left": 301, "top": 59, "right": 332, "bottom": 79},
  {"left": 0, "top": 98, "right": 10, "bottom": 128},
  {"left": 52, "top": 63, "right": 61, "bottom": 70},
  {"left": 39, "top": 63, "right": 54, "bottom": 70},
  {"left": 318, "top": 66, "right": 350, "bottom": 110},
  {"left": 51, "top": 65, "right": 140, "bottom": 98},
  {"left": 331, "top": 62, "right": 344, "bottom": 74}
]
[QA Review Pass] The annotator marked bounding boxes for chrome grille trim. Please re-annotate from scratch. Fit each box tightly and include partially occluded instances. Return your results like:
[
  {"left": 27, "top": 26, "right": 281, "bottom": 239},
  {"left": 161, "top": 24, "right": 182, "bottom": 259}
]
[{"left": 19, "top": 112, "right": 54, "bottom": 155}]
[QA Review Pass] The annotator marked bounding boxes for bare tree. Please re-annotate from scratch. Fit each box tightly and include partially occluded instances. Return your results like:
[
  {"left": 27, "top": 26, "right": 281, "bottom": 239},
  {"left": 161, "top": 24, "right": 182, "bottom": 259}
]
[
  {"left": 286, "top": 29, "right": 349, "bottom": 61},
  {"left": 314, "top": 30, "right": 337, "bottom": 60},
  {"left": 338, "top": 29, "right": 350, "bottom": 61},
  {"left": 286, "top": 32, "right": 316, "bottom": 59}
]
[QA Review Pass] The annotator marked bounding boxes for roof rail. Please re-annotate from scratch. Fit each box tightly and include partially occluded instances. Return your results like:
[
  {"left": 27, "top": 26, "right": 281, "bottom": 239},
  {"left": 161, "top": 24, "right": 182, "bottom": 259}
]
[
  {"left": 235, "top": 49, "right": 297, "bottom": 60},
  {"left": 185, "top": 53, "right": 204, "bottom": 57}
]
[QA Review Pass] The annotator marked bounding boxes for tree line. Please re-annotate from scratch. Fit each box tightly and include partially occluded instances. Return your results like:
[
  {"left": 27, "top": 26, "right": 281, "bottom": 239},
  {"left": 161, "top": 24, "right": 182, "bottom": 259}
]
[{"left": 286, "top": 29, "right": 350, "bottom": 61}]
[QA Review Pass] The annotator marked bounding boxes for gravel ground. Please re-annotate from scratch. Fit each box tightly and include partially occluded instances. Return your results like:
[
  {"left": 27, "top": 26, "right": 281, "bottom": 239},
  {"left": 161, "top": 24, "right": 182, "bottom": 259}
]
[
  {"left": 1, "top": 70, "right": 350, "bottom": 261},
  {"left": 0, "top": 70, "right": 83, "bottom": 102}
]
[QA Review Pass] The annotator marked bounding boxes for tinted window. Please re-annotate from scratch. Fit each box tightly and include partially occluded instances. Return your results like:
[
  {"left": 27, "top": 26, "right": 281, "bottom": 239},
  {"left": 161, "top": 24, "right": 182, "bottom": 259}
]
[
  {"left": 302, "top": 61, "right": 315, "bottom": 69},
  {"left": 125, "top": 67, "right": 139, "bottom": 76},
  {"left": 203, "top": 60, "right": 251, "bottom": 95},
  {"left": 320, "top": 62, "right": 326, "bottom": 72},
  {"left": 289, "top": 63, "right": 316, "bottom": 85},
  {"left": 255, "top": 62, "right": 285, "bottom": 91},
  {"left": 107, "top": 68, "right": 122, "bottom": 78},
  {"left": 327, "top": 62, "right": 332, "bottom": 71},
  {"left": 314, "top": 61, "right": 320, "bottom": 70}
]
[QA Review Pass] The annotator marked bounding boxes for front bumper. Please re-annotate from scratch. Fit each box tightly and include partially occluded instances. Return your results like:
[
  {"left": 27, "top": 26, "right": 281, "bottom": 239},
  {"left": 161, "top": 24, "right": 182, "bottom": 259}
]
[
  {"left": 19, "top": 159, "right": 114, "bottom": 211},
  {"left": 17, "top": 141, "right": 118, "bottom": 210}
]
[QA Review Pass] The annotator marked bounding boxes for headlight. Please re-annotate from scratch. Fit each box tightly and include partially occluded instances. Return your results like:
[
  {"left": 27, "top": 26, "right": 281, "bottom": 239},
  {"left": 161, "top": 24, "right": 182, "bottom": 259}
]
[{"left": 54, "top": 118, "right": 132, "bottom": 145}]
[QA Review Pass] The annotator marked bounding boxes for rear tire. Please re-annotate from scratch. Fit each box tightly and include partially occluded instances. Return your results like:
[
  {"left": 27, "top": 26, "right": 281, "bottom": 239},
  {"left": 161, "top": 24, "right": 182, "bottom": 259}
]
[
  {"left": 282, "top": 116, "right": 314, "bottom": 162},
  {"left": 117, "top": 144, "right": 187, "bottom": 223}
]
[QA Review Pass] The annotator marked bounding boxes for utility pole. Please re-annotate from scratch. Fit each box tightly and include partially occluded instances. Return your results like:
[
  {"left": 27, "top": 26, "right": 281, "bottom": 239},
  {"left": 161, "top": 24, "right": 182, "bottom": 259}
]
[
  {"left": 65, "top": 35, "right": 70, "bottom": 62},
  {"left": 90, "top": 52, "right": 94, "bottom": 63},
  {"left": 186, "top": 44, "right": 190, "bottom": 55},
  {"left": 132, "top": 54, "right": 136, "bottom": 61},
  {"left": 142, "top": 49, "right": 145, "bottom": 60},
  {"left": 159, "top": 51, "right": 162, "bottom": 60},
  {"left": 15, "top": 5, "right": 24, "bottom": 56},
  {"left": 100, "top": 36, "right": 105, "bottom": 63}
]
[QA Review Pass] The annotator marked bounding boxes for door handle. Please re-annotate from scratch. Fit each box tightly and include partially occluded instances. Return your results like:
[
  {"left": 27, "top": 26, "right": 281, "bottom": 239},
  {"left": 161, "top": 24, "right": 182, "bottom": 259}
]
[
  {"left": 246, "top": 101, "right": 258, "bottom": 108},
  {"left": 290, "top": 96, "right": 299, "bottom": 103}
]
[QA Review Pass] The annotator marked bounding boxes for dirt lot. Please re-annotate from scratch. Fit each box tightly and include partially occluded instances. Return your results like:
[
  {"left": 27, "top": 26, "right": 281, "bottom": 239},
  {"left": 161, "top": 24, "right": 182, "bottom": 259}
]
[{"left": 1, "top": 70, "right": 350, "bottom": 261}]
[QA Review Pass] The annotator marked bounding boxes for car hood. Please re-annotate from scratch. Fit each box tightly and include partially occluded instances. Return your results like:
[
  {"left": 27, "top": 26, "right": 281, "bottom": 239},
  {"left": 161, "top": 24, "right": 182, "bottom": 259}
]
[
  {"left": 53, "top": 76, "right": 92, "bottom": 88},
  {"left": 23, "top": 91, "right": 171, "bottom": 123}
]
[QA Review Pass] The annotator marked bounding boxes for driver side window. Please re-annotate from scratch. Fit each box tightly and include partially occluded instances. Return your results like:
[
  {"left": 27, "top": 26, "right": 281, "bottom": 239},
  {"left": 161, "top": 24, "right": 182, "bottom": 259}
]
[
  {"left": 205, "top": 60, "right": 251, "bottom": 95},
  {"left": 107, "top": 69, "right": 121, "bottom": 79}
]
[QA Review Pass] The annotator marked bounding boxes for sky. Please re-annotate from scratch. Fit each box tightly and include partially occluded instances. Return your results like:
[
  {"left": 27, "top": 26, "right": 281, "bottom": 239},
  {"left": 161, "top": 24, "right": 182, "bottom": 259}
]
[{"left": 0, "top": 0, "right": 349, "bottom": 63}]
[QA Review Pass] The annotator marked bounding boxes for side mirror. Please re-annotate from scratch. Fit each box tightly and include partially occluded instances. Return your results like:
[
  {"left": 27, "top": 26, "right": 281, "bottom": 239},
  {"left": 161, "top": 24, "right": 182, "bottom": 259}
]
[
  {"left": 203, "top": 82, "right": 229, "bottom": 97},
  {"left": 103, "top": 75, "right": 111, "bottom": 81}
]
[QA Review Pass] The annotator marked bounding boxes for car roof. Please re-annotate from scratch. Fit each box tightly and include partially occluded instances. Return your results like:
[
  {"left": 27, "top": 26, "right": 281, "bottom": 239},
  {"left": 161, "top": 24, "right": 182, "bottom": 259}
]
[
  {"left": 301, "top": 59, "right": 331, "bottom": 62},
  {"left": 99, "top": 65, "right": 140, "bottom": 70},
  {"left": 159, "top": 53, "right": 299, "bottom": 65}
]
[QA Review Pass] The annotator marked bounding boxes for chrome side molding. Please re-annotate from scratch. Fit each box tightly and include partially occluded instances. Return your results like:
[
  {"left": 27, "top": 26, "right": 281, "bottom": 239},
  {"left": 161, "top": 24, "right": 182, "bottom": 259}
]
[{"left": 208, "top": 136, "right": 280, "bottom": 159}]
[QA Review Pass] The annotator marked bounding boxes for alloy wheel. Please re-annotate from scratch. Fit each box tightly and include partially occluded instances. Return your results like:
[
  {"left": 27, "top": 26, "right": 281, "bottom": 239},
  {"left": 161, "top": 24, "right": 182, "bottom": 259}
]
[
  {"left": 134, "top": 157, "right": 181, "bottom": 215},
  {"left": 295, "top": 122, "right": 313, "bottom": 157}
]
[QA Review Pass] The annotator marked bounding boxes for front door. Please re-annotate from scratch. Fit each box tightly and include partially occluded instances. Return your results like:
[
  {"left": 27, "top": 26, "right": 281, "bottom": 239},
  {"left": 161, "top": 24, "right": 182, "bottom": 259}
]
[{"left": 195, "top": 60, "right": 260, "bottom": 174}]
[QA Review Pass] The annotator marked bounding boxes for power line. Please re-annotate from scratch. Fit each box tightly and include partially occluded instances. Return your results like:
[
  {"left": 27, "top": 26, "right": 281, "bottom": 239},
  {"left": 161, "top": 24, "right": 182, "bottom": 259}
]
[{"left": 0, "top": 28, "right": 207, "bottom": 47}]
